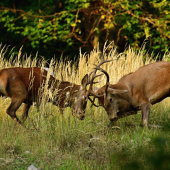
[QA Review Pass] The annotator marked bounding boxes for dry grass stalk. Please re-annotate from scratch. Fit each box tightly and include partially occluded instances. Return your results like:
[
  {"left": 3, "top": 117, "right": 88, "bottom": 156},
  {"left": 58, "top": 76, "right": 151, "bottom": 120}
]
[{"left": 0, "top": 43, "right": 167, "bottom": 120}]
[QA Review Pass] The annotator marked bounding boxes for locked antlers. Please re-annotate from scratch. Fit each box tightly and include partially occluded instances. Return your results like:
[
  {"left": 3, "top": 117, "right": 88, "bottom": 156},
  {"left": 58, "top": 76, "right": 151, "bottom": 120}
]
[{"left": 87, "top": 41, "right": 115, "bottom": 106}]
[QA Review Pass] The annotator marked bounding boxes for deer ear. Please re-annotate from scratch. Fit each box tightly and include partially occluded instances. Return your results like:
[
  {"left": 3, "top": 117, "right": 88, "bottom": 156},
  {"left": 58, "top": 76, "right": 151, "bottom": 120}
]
[
  {"left": 108, "top": 88, "right": 129, "bottom": 94},
  {"left": 81, "top": 74, "right": 88, "bottom": 89}
]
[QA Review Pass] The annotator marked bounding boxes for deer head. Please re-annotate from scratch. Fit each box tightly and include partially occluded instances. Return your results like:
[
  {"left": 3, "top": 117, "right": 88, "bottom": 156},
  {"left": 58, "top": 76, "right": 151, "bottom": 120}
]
[
  {"left": 68, "top": 72, "right": 103, "bottom": 120},
  {"left": 94, "top": 66, "right": 129, "bottom": 121},
  {"left": 69, "top": 41, "right": 115, "bottom": 120}
]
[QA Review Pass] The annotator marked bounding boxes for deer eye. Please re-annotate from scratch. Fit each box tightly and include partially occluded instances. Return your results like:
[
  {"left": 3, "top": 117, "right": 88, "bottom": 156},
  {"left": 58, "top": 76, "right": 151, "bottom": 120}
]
[{"left": 110, "top": 98, "right": 113, "bottom": 102}]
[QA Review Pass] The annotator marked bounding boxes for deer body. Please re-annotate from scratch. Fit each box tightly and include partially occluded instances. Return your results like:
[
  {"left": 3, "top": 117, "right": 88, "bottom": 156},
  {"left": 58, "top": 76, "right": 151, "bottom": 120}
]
[
  {"left": 0, "top": 67, "right": 90, "bottom": 125},
  {"left": 95, "top": 61, "right": 170, "bottom": 127}
]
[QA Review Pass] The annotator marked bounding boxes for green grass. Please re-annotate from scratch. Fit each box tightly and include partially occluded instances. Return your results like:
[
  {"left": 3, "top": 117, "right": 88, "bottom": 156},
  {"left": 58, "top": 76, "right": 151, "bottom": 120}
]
[{"left": 0, "top": 100, "right": 170, "bottom": 170}]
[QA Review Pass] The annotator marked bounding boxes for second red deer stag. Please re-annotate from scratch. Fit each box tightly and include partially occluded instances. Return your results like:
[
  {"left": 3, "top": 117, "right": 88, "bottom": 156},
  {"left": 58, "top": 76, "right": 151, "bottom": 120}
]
[
  {"left": 0, "top": 67, "right": 99, "bottom": 126},
  {"left": 92, "top": 61, "right": 170, "bottom": 128}
]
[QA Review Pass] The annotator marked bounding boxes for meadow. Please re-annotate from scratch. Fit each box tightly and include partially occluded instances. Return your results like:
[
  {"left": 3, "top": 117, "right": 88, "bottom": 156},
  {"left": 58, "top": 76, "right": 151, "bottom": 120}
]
[{"left": 0, "top": 43, "right": 170, "bottom": 170}]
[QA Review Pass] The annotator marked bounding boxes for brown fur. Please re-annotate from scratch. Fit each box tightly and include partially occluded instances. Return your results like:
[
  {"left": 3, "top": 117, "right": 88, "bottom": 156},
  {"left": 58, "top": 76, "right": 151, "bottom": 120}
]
[
  {"left": 0, "top": 67, "right": 89, "bottom": 126},
  {"left": 95, "top": 61, "right": 170, "bottom": 128}
]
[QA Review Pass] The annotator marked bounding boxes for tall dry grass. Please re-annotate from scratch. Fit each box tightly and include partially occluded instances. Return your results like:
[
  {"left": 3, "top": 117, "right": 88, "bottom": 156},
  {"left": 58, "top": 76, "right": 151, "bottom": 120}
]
[
  {"left": 0, "top": 42, "right": 170, "bottom": 170},
  {"left": 0, "top": 42, "right": 167, "bottom": 130},
  {"left": 0, "top": 42, "right": 168, "bottom": 128}
]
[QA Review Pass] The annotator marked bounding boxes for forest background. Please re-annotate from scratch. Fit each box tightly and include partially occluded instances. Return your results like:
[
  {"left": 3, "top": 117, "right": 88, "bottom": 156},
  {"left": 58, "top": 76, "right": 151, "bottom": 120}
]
[
  {"left": 0, "top": 0, "right": 170, "bottom": 61},
  {"left": 0, "top": 1, "right": 170, "bottom": 169}
]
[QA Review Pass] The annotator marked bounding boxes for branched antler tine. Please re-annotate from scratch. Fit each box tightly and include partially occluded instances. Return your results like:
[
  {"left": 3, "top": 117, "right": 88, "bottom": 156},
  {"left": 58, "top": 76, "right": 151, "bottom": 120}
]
[
  {"left": 94, "top": 42, "right": 114, "bottom": 71},
  {"left": 94, "top": 66, "right": 109, "bottom": 84},
  {"left": 89, "top": 70, "right": 94, "bottom": 77},
  {"left": 86, "top": 73, "right": 103, "bottom": 85},
  {"left": 88, "top": 97, "right": 100, "bottom": 107},
  {"left": 87, "top": 41, "right": 114, "bottom": 97},
  {"left": 92, "top": 59, "right": 112, "bottom": 78},
  {"left": 86, "top": 71, "right": 103, "bottom": 97},
  {"left": 93, "top": 59, "right": 112, "bottom": 67},
  {"left": 92, "top": 41, "right": 114, "bottom": 77},
  {"left": 97, "top": 60, "right": 111, "bottom": 68},
  {"left": 88, "top": 72, "right": 103, "bottom": 89},
  {"left": 87, "top": 71, "right": 95, "bottom": 85},
  {"left": 91, "top": 73, "right": 103, "bottom": 84},
  {"left": 94, "top": 66, "right": 110, "bottom": 94}
]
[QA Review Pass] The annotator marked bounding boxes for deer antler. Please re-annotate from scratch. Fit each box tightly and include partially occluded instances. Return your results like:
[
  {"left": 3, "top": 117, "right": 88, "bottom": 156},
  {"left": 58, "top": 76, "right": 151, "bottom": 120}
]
[
  {"left": 88, "top": 96, "right": 100, "bottom": 107},
  {"left": 86, "top": 71, "right": 103, "bottom": 85},
  {"left": 94, "top": 40, "right": 114, "bottom": 71},
  {"left": 92, "top": 40, "right": 114, "bottom": 86},
  {"left": 87, "top": 41, "right": 114, "bottom": 106},
  {"left": 94, "top": 66, "right": 110, "bottom": 94},
  {"left": 86, "top": 71, "right": 104, "bottom": 97}
]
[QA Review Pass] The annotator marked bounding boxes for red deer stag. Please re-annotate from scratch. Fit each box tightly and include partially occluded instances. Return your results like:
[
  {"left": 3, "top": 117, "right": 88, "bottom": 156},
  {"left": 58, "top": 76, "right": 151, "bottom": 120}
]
[
  {"left": 0, "top": 67, "right": 100, "bottom": 126},
  {"left": 92, "top": 61, "right": 170, "bottom": 129}
]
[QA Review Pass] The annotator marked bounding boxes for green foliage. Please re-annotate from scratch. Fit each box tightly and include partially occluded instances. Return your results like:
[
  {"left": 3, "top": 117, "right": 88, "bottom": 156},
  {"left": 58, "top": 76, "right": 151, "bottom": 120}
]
[
  {"left": 100, "top": 0, "right": 170, "bottom": 54},
  {"left": 0, "top": 0, "right": 169, "bottom": 60},
  {"left": 0, "top": 0, "right": 90, "bottom": 60}
]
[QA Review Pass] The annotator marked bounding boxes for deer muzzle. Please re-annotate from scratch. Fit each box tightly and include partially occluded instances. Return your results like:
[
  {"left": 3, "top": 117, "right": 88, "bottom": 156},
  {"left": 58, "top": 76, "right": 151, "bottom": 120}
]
[
  {"left": 75, "top": 113, "right": 85, "bottom": 120},
  {"left": 72, "top": 107, "right": 85, "bottom": 120},
  {"left": 79, "top": 114, "right": 85, "bottom": 120},
  {"left": 108, "top": 114, "right": 118, "bottom": 121}
]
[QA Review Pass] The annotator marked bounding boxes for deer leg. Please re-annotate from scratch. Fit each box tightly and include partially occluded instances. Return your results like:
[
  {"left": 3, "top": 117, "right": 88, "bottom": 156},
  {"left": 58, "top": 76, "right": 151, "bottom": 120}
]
[
  {"left": 22, "top": 103, "right": 31, "bottom": 122},
  {"left": 141, "top": 102, "right": 152, "bottom": 129},
  {"left": 6, "top": 97, "right": 26, "bottom": 127}
]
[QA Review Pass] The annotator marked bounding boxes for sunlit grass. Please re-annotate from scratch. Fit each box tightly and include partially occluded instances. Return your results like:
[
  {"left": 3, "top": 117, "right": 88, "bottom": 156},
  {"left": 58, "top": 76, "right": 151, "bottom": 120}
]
[{"left": 0, "top": 43, "right": 170, "bottom": 169}]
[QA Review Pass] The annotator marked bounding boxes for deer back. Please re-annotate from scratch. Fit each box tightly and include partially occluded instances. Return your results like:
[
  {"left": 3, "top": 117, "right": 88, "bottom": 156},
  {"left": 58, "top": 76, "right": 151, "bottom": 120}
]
[{"left": 0, "top": 67, "right": 48, "bottom": 101}]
